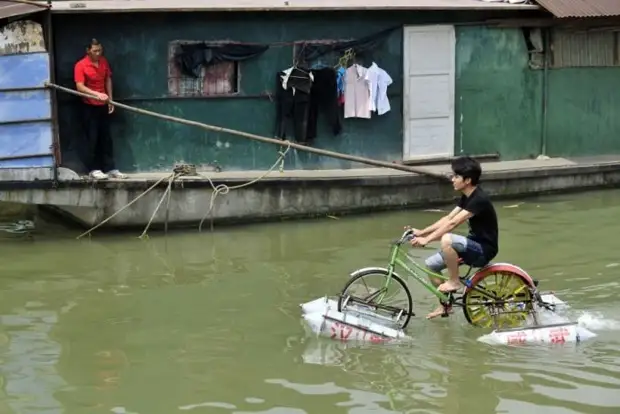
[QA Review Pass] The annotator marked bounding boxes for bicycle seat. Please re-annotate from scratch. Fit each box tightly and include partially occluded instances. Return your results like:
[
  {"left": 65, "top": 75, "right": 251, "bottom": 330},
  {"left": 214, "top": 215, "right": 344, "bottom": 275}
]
[
  {"left": 457, "top": 258, "right": 490, "bottom": 269},
  {"left": 458, "top": 258, "right": 491, "bottom": 279}
]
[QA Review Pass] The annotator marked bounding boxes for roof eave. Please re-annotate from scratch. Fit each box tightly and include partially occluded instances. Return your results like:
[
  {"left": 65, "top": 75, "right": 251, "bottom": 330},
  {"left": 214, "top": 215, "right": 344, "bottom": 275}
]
[
  {"left": 36, "top": 1, "right": 540, "bottom": 14},
  {"left": 0, "top": 2, "right": 49, "bottom": 19}
]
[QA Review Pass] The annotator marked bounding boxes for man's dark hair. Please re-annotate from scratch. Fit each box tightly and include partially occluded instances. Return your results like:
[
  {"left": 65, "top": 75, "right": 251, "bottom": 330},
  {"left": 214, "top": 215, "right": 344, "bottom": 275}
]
[
  {"left": 86, "top": 38, "right": 101, "bottom": 50},
  {"left": 451, "top": 156, "right": 482, "bottom": 185}
]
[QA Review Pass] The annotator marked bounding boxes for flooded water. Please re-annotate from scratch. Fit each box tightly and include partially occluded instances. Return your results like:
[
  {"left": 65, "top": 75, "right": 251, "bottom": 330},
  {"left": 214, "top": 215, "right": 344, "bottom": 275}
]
[{"left": 1, "top": 189, "right": 620, "bottom": 414}]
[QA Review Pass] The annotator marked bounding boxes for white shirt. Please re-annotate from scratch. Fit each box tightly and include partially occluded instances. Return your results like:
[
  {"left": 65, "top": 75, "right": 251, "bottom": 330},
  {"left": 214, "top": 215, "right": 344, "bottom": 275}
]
[
  {"left": 344, "top": 64, "right": 371, "bottom": 119},
  {"left": 366, "top": 62, "right": 393, "bottom": 116}
]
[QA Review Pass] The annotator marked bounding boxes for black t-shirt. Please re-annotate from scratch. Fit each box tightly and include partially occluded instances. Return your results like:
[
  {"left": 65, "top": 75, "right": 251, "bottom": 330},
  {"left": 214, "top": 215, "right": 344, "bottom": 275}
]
[{"left": 457, "top": 187, "right": 498, "bottom": 261}]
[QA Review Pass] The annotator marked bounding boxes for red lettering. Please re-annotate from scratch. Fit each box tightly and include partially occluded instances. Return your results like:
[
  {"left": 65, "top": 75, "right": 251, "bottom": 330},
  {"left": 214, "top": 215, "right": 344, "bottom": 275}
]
[
  {"left": 340, "top": 325, "right": 352, "bottom": 341},
  {"left": 331, "top": 324, "right": 391, "bottom": 343},
  {"left": 507, "top": 331, "right": 527, "bottom": 344},
  {"left": 369, "top": 334, "right": 387, "bottom": 344},
  {"left": 548, "top": 327, "right": 569, "bottom": 344},
  {"left": 330, "top": 322, "right": 338, "bottom": 339},
  {"left": 329, "top": 322, "right": 352, "bottom": 341}
]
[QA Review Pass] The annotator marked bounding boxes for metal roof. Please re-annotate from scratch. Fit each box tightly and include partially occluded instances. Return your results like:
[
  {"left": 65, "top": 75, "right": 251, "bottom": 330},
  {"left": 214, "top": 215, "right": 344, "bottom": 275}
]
[
  {"left": 0, "top": 0, "right": 49, "bottom": 19},
  {"left": 41, "top": 0, "right": 540, "bottom": 13},
  {"left": 535, "top": 0, "right": 620, "bottom": 18}
]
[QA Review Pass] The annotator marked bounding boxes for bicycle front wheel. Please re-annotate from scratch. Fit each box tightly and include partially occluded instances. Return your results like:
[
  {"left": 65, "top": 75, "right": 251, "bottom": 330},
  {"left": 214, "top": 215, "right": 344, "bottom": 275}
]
[{"left": 337, "top": 268, "right": 413, "bottom": 330}]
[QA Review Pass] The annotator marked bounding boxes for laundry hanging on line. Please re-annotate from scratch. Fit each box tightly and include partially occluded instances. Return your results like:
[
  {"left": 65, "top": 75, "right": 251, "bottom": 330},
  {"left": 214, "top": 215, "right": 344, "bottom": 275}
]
[
  {"left": 274, "top": 65, "right": 342, "bottom": 144},
  {"left": 343, "top": 62, "right": 393, "bottom": 119},
  {"left": 274, "top": 61, "right": 393, "bottom": 141}
]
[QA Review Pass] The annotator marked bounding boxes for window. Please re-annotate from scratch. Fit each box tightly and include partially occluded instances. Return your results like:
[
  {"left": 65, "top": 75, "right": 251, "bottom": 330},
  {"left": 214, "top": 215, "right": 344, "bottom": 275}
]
[
  {"left": 550, "top": 28, "right": 620, "bottom": 68},
  {"left": 167, "top": 41, "right": 239, "bottom": 97}
]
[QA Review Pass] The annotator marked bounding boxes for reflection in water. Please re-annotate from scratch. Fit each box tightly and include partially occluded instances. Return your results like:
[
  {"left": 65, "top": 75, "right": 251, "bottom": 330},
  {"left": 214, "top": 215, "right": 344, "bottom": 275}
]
[
  {"left": 0, "top": 189, "right": 620, "bottom": 413},
  {"left": 299, "top": 330, "right": 500, "bottom": 413},
  {"left": 0, "top": 305, "right": 67, "bottom": 414}
]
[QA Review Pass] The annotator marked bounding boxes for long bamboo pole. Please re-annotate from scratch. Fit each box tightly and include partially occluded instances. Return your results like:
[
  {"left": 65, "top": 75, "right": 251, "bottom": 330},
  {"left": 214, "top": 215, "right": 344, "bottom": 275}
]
[{"left": 45, "top": 82, "right": 449, "bottom": 180}]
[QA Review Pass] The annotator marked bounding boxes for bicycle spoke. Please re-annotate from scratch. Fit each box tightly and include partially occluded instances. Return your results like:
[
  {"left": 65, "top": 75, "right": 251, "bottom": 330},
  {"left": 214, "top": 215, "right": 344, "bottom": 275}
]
[
  {"left": 338, "top": 270, "right": 413, "bottom": 330},
  {"left": 463, "top": 271, "right": 534, "bottom": 329}
]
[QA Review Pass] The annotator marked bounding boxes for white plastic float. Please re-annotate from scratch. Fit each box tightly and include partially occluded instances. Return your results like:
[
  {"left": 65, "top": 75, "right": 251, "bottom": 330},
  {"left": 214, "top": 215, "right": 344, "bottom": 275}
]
[
  {"left": 300, "top": 292, "right": 597, "bottom": 346},
  {"left": 477, "top": 292, "right": 597, "bottom": 345},
  {"left": 300, "top": 296, "right": 409, "bottom": 344},
  {"left": 477, "top": 321, "right": 594, "bottom": 346}
]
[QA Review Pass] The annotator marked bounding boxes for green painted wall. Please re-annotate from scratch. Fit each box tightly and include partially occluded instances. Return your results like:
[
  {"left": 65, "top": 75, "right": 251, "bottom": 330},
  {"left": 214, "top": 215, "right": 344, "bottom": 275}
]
[
  {"left": 455, "top": 26, "right": 620, "bottom": 161},
  {"left": 546, "top": 68, "right": 620, "bottom": 157},
  {"left": 53, "top": 12, "right": 408, "bottom": 173},
  {"left": 455, "top": 26, "right": 542, "bottom": 160},
  {"left": 52, "top": 10, "right": 538, "bottom": 173}
]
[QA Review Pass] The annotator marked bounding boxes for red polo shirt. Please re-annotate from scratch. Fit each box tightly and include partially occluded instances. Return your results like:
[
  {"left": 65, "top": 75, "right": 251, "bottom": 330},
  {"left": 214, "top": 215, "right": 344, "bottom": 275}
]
[{"left": 74, "top": 55, "right": 112, "bottom": 106}]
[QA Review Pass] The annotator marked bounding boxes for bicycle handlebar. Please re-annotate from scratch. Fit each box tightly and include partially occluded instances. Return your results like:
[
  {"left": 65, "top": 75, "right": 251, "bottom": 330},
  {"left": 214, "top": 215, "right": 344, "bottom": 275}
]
[{"left": 396, "top": 228, "right": 415, "bottom": 244}]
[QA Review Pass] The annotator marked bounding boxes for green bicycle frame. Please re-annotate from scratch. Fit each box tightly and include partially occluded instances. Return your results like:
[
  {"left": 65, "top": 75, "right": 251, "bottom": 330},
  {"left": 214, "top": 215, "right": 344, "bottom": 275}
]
[
  {"left": 384, "top": 242, "right": 457, "bottom": 303},
  {"left": 373, "top": 239, "right": 505, "bottom": 308}
]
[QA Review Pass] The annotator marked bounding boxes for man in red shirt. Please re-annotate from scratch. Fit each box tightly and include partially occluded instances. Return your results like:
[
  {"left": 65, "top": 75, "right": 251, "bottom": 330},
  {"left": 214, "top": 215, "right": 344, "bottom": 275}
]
[{"left": 74, "top": 39, "right": 126, "bottom": 179}]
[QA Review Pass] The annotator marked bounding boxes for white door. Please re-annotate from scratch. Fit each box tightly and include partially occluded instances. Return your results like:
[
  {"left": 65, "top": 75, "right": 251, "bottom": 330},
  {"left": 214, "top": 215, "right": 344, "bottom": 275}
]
[{"left": 403, "top": 25, "right": 455, "bottom": 161}]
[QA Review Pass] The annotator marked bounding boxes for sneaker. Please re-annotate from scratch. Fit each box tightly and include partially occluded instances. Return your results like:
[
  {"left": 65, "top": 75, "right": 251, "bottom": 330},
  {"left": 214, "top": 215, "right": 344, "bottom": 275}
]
[
  {"left": 89, "top": 170, "right": 109, "bottom": 179},
  {"left": 107, "top": 169, "right": 127, "bottom": 179}
]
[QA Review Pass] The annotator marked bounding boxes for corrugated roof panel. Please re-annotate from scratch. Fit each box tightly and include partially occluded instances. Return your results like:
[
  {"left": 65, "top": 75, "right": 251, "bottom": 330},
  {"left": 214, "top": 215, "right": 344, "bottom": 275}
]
[
  {"left": 551, "top": 28, "right": 616, "bottom": 67},
  {"left": 535, "top": 0, "right": 620, "bottom": 18},
  {"left": 0, "top": 1, "right": 48, "bottom": 19},
  {"left": 41, "top": 0, "right": 540, "bottom": 13}
]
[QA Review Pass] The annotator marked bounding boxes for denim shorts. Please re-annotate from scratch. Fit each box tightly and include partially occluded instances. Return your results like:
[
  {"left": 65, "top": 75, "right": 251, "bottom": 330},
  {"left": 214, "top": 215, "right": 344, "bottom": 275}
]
[{"left": 425, "top": 233, "right": 488, "bottom": 273}]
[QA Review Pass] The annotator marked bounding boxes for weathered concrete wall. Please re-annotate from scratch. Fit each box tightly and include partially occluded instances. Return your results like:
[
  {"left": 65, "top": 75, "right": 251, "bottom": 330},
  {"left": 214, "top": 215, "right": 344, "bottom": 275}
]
[
  {"left": 1, "top": 161, "right": 619, "bottom": 230},
  {"left": 0, "top": 201, "right": 36, "bottom": 220}
]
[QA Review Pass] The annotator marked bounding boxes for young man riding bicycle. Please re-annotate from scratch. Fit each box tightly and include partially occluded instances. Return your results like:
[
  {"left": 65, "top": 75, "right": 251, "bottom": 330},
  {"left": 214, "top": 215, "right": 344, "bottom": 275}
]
[{"left": 408, "top": 156, "right": 499, "bottom": 319}]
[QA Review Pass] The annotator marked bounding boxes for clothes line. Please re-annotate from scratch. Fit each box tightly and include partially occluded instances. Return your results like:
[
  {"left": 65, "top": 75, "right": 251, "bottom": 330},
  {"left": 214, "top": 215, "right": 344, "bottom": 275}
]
[{"left": 173, "top": 26, "right": 399, "bottom": 77}]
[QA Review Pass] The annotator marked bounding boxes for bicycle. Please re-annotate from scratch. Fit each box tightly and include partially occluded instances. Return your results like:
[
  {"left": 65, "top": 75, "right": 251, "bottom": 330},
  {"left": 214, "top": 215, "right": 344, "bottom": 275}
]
[{"left": 337, "top": 228, "right": 551, "bottom": 330}]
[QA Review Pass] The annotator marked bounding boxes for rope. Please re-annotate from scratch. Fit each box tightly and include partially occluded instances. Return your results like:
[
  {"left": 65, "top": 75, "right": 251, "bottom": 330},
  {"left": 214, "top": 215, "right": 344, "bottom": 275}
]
[
  {"left": 198, "top": 143, "right": 291, "bottom": 232},
  {"left": 76, "top": 174, "right": 172, "bottom": 239},
  {"left": 74, "top": 151, "right": 289, "bottom": 238},
  {"left": 43, "top": 82, "right": 449, "bottom": 180},
  {"left": 138, "top": 172, "right": 181, "bottom": 239}
]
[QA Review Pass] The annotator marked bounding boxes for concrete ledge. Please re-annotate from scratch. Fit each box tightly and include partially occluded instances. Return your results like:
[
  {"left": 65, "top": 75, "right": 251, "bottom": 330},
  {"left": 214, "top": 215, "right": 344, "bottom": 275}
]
[
  {"left": 0, "top": 167, "right": 80, "bottom": 183},
  {"left": 1, "top": 159, "right": 619, "bottom": 230}
]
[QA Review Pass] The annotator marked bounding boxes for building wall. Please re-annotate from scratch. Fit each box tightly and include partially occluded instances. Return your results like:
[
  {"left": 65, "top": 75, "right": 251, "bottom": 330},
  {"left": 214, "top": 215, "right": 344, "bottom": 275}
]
[
  {"left": 455, "top": 26, "right": 543, "bottom": 160},
  {"left": 52, "top": 10, "right": 542, "bottom": 173},
  {"left": 543, "top": 27, "right": 620, "bottom": 157},
  {"left": 53, "top": 12, "right": 407, "bottom": 173},
  {"left": 55, "top": 11, "right": 620, "bottom": 174},
  {"left": 455, "top": 24, "right": 620, "bottom": 161},
  {"left": 546, "top": 67, "right": 620, "bottom": 157}
]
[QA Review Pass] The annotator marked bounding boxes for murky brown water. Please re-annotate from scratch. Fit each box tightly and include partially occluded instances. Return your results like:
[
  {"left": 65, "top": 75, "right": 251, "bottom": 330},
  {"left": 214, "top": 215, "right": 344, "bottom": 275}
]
[{"left": 1, "top": 189, "right": 619, "bottom": 414}]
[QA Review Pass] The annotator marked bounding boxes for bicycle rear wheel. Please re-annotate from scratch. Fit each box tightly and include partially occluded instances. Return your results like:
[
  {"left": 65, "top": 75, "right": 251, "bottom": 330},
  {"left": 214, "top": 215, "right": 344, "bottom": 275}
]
[
  {"left": 462, "top": 267, "right": 534, "bottom": 329},
  {"left": 337, "top": 268, "right": 413, "bottom": 330}
]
